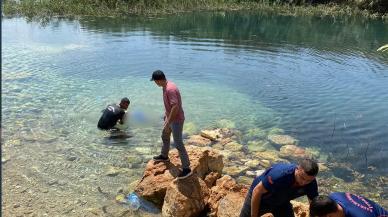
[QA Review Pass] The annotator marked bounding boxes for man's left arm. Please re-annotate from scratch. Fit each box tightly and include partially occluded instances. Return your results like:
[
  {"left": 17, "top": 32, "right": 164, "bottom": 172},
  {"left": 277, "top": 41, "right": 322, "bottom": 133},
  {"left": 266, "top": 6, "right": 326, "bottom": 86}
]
[{"left": 164, "top": 104, "right": 178, "bottom": 130}]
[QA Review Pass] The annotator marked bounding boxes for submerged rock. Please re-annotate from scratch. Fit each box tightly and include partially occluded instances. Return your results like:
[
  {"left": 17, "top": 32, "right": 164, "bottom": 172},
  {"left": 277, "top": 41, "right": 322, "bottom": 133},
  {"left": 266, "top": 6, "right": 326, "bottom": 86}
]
[
  {"left": 223, "top": 141, "right": 243, "bottom": 152},
  {"left": 279, "top": 145, "right": 314, "bottom": 161},
  {"left": 215, "top": 119, "right": 236, "bottom": 129},
  {"left": 268, "top": 134, "right": 297, "bottom": 146},
  {"left": 253, "top": 150, "right": 282, "bottom": 163},
  {"left": 246, "top": 140, "right": 274, "bottom": 153},
  {"left": 183, "top": 122, "right": 198, "bottom": 135},
  {"left": 244, "top": 128, "right": 267, "bottom": 141},
  {"left": 244, "top": 159, "right": 260, "bottom": 169},
  {"left": 201, "top": 128, "right": 241, "bottom": 142},
  {"left": 223, "top": 165, "right": 249, "bottom": 177},
  {"left": 267, "top": 127, "right": 285, "bottom": 135}
]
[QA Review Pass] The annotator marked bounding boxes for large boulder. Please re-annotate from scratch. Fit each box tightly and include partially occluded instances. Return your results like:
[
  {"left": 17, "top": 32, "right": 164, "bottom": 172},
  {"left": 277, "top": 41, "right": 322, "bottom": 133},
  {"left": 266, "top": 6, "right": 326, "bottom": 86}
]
[
  {"left": 134, "top": 146, "right": 223, "bottom": 207},
  {"left": 162, "top": 174, "right": 210, "bottom": 217},
  {"left": 134, "top": 160, "right": 178, "bottom": 207}
]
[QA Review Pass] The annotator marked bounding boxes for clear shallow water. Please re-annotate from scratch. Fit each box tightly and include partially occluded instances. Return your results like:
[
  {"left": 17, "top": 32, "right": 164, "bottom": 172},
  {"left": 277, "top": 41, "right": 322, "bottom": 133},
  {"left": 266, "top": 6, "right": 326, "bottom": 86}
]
[{"left": 2, "top": 12, "right": 388, "bottom": 215}]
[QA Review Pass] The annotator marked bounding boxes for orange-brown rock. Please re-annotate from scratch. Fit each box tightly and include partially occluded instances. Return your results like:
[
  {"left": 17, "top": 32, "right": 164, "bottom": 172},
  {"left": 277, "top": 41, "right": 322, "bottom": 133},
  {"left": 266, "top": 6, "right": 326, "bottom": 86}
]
[
  {"left": 204, "top": 172, "right": 222, "bottom": 188},
  {"left": 208, "top": 175, "right": 249, "bottom": 216},
  {"left": 134, "top": 146, "right": 223, "bottom": 208},
  {"left": 291, "top": 201, "right": 309, "bottom": 217},
  {"left": 162, "top": 174, "right": 210, "bottom": 217},
  {"left": 186, "top": 135, "right": 212, "bottom": 147}
]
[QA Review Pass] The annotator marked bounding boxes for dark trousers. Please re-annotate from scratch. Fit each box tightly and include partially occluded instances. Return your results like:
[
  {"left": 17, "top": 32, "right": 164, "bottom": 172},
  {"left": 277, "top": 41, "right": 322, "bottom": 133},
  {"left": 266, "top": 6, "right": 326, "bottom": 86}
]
[
  {"left": 160, "top": 122, "right": 190, "bottom": 169},
  {"left": 240, "top": 190, "right": 295, "bottom": 217}
]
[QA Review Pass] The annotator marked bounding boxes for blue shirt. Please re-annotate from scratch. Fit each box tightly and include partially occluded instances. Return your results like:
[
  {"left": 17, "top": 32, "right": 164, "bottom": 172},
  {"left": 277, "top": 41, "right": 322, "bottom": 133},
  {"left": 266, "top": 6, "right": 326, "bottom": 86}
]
[
  {"left": 330, "top": 192, "right": 388, "bottom": 217},
  {"left": 249, "top": 163, "right": 318, "bottom": 206}
]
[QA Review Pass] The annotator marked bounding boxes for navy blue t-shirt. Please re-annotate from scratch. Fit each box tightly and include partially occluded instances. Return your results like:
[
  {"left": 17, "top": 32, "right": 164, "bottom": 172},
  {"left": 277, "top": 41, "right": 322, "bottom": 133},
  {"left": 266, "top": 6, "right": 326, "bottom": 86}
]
[
  {"left": 249, "top": 163, "right": 318, "bottom": 206},
  {"left": 97, "top": 104, "right": 125, "bottom": 130},
  {"left": 330, "top": 192, "right": 388, "bottom": 217}
]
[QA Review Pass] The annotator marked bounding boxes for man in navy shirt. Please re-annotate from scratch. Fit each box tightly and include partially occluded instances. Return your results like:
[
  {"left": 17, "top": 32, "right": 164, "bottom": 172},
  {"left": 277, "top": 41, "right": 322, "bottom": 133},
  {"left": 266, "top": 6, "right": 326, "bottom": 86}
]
[
  {"left": 240, "top": 158, "right": 319, "bottom": 217},
  {"left": 310, "top": 193, "right": 388, "bottom": 217}
]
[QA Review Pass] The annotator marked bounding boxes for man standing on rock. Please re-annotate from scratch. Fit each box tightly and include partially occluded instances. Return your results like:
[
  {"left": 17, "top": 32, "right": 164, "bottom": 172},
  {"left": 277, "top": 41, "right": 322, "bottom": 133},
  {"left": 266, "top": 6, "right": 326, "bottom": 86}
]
[
  {"left": 240, "top": 158, "right": 319, "bottom": 217},
  {"left": 310, "top": 193, "right": 388, "bottom": 217},
  {"left": 151, "top": 70, "right": 192, "bottom": 180}
]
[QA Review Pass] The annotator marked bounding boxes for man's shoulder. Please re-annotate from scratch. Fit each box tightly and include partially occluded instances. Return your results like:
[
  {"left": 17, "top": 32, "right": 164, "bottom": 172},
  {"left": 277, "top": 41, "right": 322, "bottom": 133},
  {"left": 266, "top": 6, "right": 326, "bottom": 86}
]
[
  {"left": 272, "top": 163, "right": 296, "bottom": 173},
  {"left": 329, "top": 192, "right": 345, "bottom": 200},
  {"left": 166, "top": 81, "right": 179, "bottom": 90},
  {"left": 265, "top": 163, "right": 295, "bottom": 182}
]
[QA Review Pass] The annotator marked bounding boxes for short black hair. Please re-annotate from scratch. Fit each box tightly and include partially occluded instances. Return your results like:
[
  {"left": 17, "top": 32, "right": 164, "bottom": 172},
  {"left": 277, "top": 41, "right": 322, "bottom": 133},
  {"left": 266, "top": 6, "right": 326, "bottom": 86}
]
[
  {"left": 121, "top": 97, "right": 130, "bottom": 104},
  {"left": 310, "top": 195, "right": 338, "bottom": 217},
  {"left": 299, "top": 158, "right": 319, "bottom": 176},
  {"left": 151, "top": 70, "right": 166, "bottom": 81}
]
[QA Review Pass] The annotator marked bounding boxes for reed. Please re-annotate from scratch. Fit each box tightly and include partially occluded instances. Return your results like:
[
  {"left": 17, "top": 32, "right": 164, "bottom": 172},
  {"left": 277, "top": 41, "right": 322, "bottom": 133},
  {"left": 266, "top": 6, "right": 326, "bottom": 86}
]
[{"left": 2, "top": 0, "right": 387, "bottom": 19}]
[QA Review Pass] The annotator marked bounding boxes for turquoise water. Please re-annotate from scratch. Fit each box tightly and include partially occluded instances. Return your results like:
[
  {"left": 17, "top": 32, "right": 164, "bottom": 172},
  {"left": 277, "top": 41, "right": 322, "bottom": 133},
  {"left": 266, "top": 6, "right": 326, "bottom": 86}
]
[{"left": 2, "top": 12, "right": 388, "bottom": 215}]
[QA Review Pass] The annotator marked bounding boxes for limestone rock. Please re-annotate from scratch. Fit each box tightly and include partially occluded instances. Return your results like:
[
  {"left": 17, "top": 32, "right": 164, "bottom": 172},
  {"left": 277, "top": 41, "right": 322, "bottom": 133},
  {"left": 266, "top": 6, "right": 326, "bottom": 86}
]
[
  {"left": 183, "top": 122, "right": 198, "bottom": 135},
  {"left": 134, "top": 146, "right": 223, "bottom": 207},
  {"left": 259, "top": 160, "right": 271, "bottom": 168},
  {"left": 268, "top": 134, "right": 297, "bottom": 146},
  {"left": 253, "top": 150, "right": 281, "bottom": 163},
  {"left": 245, "top": 159, "right": 260, "bottom": 169},
  {"left": 236, "top": 176, "right": 254, "bottom": 185},
  {"left": 186, "top": 135, "right": 212, "bottom": 147},
  {"left": 134, "top": 161, "right": 178, "bottom": 207},
  {"left": 244, "top": 128, "right": 267, "bottom": 141},
  {"left": 215, "top": 119, "right": 236, "bottom": 129},
  {"left": 224, "top": 141, "right": 243, "bottom": 152},
  {"left": 279, "top": 145, "right": 312, "bottom": 161},
  {"left": 201, "top": 128, "right": 240, "bottom": 142},
  {"left": 291, "top": 201, "right": 309, "bottom": 217},
  {"left": 247, "top": 140, "right": 273, "bottom": 152},
  {"left": 223, "top": 166, "right": 249, "bottom": 177},
  {"left": 267, "top": 127, "right": 285, "bottom": 135},
  {"left": 217, "top": 191, "right": 246, "bottom": 217},
  {"left": 208, "top": 175, "right": 249, "bottom": 216},
  {"left": 201, "top": 130, "right": 221, "bottom": 141},
  {"left": 204, "top": 172, "right": 222, "bottom": 188},
  {"left": 162, "top": 174, "right": 209, "bottom": 217}
]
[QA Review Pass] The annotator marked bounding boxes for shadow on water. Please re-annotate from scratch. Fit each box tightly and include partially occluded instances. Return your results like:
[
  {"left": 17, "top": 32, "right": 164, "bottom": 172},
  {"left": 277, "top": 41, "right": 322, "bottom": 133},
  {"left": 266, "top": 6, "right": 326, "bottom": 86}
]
[{"left": 103, "top": 130, "right": 134, "bottom": 146}]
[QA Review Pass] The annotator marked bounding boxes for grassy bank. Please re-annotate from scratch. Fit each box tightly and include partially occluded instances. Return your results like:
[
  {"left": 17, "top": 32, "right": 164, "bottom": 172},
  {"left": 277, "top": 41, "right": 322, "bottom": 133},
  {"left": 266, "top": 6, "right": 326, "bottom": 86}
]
[{"left": 2, "top": 0, "right": 387, "bottom": 20}]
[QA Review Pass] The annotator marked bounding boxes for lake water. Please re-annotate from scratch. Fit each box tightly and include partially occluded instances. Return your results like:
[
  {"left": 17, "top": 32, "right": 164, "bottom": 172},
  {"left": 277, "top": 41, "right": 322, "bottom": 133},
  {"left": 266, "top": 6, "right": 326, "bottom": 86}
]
[{"left": 2, "top": 12, "right": 388, "bottom": 216}]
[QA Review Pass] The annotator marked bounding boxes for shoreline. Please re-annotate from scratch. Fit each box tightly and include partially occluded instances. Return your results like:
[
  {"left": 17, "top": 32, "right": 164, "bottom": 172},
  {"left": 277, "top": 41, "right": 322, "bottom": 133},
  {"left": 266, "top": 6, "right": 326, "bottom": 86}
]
[{"left": 3, "top": 0, "right": 388, "bottom": 20}]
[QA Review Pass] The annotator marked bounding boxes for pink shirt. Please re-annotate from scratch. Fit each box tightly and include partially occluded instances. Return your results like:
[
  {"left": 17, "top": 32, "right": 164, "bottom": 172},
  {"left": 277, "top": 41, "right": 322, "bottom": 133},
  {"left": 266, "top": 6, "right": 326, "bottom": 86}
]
[{"left": 163, "top": 81, "right": 185, "bottom": 123}]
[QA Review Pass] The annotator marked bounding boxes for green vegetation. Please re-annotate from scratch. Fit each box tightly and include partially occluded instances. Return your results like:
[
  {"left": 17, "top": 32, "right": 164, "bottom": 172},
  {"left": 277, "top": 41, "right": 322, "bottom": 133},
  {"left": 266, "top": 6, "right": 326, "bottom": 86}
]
[{"left": 2, "top": 0, "right": 387, "bottom": 19}]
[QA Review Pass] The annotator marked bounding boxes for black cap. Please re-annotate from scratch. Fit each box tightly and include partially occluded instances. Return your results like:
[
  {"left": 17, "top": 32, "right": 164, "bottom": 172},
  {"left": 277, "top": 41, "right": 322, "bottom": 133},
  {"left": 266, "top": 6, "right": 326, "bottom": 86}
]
[
  {"left": 150, "top": 70, "right": 166, "bottom": 81},
  {"left": 121, "top": 97, "right": 130, "bottom": 104}
]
